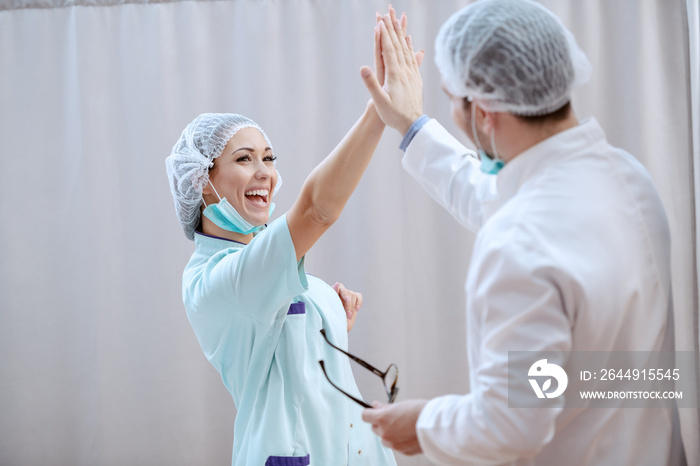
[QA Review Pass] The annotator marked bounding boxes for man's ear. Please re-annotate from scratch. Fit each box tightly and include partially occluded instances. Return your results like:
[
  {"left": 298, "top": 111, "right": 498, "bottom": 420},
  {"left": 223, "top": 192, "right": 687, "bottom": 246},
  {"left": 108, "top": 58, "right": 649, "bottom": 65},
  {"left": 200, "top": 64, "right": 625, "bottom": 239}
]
[{"left": 478, "top": 106, "right": 497, "bottom": 134}]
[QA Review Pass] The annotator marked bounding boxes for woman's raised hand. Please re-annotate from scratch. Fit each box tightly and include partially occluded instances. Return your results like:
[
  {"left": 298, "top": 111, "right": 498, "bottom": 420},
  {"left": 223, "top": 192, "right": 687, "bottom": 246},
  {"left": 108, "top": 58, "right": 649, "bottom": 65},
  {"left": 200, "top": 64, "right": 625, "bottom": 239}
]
[
  {"left": 333, "top": 282, "right": 362, "bottom": 332},
  {"left": 361, "top": 6, "right": 425, "bottom": 135}
]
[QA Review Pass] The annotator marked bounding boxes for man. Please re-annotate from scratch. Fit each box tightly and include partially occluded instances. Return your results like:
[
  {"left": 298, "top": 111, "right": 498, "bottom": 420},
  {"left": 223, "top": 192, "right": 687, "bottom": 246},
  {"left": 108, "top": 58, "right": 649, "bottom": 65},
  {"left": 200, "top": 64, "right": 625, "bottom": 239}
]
[{"left": 360, "top": 1, "right": 683, "bottom": 464}]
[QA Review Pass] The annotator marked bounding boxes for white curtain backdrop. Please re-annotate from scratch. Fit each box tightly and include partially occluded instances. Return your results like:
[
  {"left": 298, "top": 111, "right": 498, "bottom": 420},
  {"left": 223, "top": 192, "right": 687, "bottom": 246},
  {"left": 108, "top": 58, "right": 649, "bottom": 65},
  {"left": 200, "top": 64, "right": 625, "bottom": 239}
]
[{"left": 0, "top": 1, "right": 697, "bottom": 465}]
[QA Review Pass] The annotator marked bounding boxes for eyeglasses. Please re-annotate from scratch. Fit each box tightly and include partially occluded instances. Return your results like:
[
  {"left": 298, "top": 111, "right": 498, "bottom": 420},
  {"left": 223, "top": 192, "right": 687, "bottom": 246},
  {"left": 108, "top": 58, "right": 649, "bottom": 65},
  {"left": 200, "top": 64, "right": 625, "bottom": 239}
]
[{"left": 318, "top": 328, "right": 398, "bottom": 409}]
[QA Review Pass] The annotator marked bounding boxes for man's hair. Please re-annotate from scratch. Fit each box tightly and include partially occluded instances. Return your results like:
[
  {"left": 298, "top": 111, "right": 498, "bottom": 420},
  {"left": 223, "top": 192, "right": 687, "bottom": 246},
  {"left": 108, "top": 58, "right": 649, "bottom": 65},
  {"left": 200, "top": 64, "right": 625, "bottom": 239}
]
[
  {"left": 517, "top": 101, "right": 572, "bottom": 126},
  {"left": 462, "top": 98, "right": 572, "bottom": 126}
]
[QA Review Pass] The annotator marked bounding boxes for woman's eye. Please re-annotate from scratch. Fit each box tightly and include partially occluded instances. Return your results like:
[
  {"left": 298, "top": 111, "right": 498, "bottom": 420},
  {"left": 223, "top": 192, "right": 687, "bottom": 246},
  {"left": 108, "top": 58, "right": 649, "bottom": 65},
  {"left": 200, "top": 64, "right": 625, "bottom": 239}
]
[
  {"left": 264, "top": 155, "right": 277, "bottom": 162},
  {"left": 236, "top": 155, "right": 251, "bottom": 162}
]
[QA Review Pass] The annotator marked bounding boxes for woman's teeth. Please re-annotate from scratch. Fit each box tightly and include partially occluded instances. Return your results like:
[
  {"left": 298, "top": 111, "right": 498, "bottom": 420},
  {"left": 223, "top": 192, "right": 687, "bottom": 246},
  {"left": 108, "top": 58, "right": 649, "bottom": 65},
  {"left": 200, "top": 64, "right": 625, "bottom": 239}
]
[
  {"left": 245, "top": 189, "right": 269, "bottom": 204},
  {"left": 245, "top": 189, "right": 269, "bottom": 197}
]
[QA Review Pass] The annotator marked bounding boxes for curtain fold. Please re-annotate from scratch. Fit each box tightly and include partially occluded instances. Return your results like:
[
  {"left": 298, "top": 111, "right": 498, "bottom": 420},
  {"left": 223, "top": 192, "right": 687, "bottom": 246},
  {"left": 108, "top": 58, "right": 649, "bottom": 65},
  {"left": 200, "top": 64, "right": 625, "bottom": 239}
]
[
  {"left": 686, "top": 0, "right": 700, "bottom": 462},
  {"left": 0, "top": 1, "right": 697, "bottom": 465},
  {"left": 0, "top": 0, "right": 190, "bottom": 12}
]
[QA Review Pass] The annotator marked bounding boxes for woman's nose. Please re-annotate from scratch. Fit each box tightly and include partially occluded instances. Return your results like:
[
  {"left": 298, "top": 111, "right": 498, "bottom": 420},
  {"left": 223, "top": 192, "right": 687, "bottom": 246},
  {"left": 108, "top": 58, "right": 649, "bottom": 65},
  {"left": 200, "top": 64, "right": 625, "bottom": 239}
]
[{"left": 253, "top": 160, "right": 272, "bottom": 178}]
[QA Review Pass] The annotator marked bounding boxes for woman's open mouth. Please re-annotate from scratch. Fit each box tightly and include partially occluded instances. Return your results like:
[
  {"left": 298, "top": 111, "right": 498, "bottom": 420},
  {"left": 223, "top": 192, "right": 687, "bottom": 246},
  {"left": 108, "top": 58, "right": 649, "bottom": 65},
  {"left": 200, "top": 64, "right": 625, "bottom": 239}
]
[{"left": 244, "top": 189, "right": 270, "bottom": 207}]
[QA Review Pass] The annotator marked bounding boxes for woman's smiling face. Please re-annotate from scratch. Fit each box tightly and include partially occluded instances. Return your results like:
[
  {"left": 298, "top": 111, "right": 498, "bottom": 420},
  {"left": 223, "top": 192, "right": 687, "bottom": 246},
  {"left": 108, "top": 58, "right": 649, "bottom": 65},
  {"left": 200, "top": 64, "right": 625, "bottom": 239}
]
[{"left": 204, "top": 127, "right": 278, "bottom": 227}]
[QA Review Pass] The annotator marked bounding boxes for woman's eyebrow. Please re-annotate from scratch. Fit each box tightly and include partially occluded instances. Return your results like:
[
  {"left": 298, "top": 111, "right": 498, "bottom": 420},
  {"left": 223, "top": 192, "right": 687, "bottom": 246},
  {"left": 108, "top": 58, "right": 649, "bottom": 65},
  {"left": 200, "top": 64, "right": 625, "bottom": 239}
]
[{"left": 232, "top": 146, "right": 272, "bottom": 154}]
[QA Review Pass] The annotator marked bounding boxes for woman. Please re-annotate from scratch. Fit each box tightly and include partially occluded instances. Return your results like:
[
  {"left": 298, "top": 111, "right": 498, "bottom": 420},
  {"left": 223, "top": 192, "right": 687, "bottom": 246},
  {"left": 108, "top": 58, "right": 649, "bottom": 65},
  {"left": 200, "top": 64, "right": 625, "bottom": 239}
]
[{"left": 165, "top": 103, "right": 395, "bottom": 463}]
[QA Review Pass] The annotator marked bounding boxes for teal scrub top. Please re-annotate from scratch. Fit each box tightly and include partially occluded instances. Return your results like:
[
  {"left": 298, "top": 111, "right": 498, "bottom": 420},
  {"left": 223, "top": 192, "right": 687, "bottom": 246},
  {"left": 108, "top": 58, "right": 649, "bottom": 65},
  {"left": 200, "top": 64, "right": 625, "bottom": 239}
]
[{"left": 182, "top": 214, "right": 396, "bottom": 466}]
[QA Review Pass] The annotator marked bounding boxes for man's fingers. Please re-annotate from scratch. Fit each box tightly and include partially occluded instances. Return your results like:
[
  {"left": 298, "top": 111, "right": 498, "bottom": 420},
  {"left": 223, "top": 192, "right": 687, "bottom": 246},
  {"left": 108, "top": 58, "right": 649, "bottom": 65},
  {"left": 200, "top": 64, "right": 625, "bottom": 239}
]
[
  {"left": 387, "top": 6, "right": 407, "bottom": 35},
  {"left": 362, "top": 407, "right": 379, "bottom": 423},
  {"left": 381, "top": 14, "right": 406, "bottom": 68},
  {"left": 374, "top": 24, "right": 385, "bottom": 86},
  {"left": 386, "top": 7, "right": 413, "bottom": 70},
  {"left": 394, "top": 443, "right": 422, "bottom": 456},
  {"left": 389, "top": 5, "right": 407, "bottom": 35},
  {"left": 387, "top": 7, "right": 409, "bottom": 54},
  {"left": 390, "top": 437, "right": 418, "bottom": 451},
  {"left": 416, "top": 49, "right": 425, "bottom": 67},
  {"left": 394, "top": 20, "right": 414, "bottom": 64},
  {"left": 390, "top": 14, "right": 415, "bottom": 70},
  {"left": 378, "top": 21, "right": 400, "bottom": 70},
  {"left": 405, "top": 35, "right": 420, "bottom": 70}
]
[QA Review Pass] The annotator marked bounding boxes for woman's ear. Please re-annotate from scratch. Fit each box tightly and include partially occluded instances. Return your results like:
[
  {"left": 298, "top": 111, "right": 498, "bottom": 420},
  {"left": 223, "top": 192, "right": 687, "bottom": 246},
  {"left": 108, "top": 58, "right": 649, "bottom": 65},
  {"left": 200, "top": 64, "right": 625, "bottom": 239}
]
[
  {"left": 201, "top": 164, "right": 216, "bottom": 196},
  {"left": 201, "top": 171, "right": 217, "bottom": 207},
  {"left": 201, "top": 179, "right": 213, "bottom": 196}
]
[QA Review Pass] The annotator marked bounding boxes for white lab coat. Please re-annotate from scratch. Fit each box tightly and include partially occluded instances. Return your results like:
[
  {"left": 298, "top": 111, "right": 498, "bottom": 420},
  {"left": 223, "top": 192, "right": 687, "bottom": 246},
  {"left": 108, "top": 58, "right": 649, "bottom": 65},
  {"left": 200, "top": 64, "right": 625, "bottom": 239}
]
[{"left": 403, "top": 118, "right": 682, "bottom": 465}]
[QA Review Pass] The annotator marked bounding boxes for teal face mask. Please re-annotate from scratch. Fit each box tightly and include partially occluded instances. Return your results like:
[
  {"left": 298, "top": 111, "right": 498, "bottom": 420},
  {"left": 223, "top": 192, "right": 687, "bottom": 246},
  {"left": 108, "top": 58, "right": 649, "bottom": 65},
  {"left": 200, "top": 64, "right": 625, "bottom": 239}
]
[
  {"left": 202, "top": 180, "right": 274, "bottom": 235},
  {"left": 478, "top": 150, "right": 505, "bottom": 175},
  {"left": 470, "top": 98, "right": 505, "bottom": 175}
]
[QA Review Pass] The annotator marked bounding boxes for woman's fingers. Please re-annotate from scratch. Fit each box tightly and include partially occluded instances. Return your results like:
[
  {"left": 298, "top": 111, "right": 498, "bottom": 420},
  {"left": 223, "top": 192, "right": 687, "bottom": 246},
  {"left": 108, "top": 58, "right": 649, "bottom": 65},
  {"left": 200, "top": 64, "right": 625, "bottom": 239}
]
[
  {"left": 335, "top": 283, "right": 362, "bottom": 332},
  {"left": 334, "top": 282, "right": 363, "bottom": 317}
]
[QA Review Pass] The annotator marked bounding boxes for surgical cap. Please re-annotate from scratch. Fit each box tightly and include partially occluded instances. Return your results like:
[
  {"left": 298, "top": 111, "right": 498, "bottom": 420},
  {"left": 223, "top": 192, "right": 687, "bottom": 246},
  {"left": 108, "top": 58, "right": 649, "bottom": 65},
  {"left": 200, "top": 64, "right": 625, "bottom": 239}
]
[
  {"left": 435, "top": 0, "right": 592, "bottom": 116},
  {"left": 165, "top": 113, "right": 273, "bottom": 240}
]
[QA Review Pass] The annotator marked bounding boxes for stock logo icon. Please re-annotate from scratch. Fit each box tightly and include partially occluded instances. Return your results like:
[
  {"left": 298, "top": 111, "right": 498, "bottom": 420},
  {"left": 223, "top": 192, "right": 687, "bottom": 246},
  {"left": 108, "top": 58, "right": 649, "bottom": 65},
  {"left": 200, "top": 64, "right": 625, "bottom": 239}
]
[{"left": 528, "top": 359, "right": 568, "bottom": 399}]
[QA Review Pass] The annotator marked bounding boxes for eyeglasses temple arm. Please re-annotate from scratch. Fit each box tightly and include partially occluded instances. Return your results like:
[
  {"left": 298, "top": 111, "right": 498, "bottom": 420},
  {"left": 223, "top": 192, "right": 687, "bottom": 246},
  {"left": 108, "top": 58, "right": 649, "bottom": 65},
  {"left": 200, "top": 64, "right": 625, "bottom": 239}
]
[
  {"left": 319, "top": 360, "right": 373, "bottom": 409},
  {"left": 320, "top": 330, "right": 386, "bottom": 378}
]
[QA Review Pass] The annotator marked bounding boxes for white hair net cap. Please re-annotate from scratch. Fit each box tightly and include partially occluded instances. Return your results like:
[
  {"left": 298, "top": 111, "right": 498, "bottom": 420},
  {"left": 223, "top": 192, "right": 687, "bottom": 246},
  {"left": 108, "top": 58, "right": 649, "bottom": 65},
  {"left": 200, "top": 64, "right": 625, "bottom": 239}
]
[
  {"left": 435, "top": 0, "right": 592, "bottom": 116},
  {"left": 165, "top": 113, "right": 275, "bottom": 240}
]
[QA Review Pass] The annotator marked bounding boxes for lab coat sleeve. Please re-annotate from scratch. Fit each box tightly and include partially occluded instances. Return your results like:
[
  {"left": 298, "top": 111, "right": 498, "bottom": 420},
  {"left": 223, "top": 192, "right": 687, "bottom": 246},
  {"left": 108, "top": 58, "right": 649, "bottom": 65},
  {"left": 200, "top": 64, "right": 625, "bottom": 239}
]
[
  {"left": 416, "top": 237, "right": 573, "bottom": 465},
  {"left": 191, "top": 214, "right": 308, "bottom": 323},
  {"left": 402, "top": 119, "right": 495, "bottom": 233}
]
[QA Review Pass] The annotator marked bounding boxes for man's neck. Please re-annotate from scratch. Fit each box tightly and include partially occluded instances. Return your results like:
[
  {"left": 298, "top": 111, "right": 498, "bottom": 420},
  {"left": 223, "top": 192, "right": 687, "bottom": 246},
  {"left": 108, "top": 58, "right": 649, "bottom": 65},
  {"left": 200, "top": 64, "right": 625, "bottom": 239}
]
[{"left": 500, "top": 112, "right": 579, "bottom": 163}]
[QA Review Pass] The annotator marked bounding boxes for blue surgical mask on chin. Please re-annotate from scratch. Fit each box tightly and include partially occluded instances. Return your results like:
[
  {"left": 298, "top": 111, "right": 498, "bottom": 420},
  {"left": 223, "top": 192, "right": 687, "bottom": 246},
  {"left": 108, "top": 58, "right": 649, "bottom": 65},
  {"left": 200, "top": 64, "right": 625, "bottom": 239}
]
[{"left": 202, "top": 181, "right": 274, "bottom": 235}]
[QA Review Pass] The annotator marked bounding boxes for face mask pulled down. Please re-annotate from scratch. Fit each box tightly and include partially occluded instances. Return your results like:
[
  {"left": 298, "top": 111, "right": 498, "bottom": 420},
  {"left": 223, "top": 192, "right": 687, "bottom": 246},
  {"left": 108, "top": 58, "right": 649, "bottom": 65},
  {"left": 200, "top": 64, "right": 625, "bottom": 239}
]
[
  {"left": 470, "top": 100, "right": 505, "bottom": 175},
  {"left": 202, "top": 179, "right": 276, "bottom": 235}
]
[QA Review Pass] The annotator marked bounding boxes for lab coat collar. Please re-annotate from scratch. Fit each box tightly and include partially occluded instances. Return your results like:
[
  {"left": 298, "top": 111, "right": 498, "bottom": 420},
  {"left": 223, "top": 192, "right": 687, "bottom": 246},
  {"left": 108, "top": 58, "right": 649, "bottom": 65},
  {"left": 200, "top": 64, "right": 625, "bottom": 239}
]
[{"left": 482, "top": 118, "right": 606, "bottom": 218}]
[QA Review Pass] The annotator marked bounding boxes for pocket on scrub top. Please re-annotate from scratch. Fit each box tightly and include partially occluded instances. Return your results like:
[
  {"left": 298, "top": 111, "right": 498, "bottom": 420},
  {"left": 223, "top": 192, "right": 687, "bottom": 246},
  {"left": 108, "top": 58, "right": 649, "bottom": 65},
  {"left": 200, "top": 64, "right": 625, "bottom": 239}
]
[
  {"left": 287, "top": 301, "right": 305, "bottom": 315},
  {"left": 278, "top": 301, "right": 307, "bottom": 366},
  {"left": 265, "top": 454, "right": 310, "bottom": 466}
]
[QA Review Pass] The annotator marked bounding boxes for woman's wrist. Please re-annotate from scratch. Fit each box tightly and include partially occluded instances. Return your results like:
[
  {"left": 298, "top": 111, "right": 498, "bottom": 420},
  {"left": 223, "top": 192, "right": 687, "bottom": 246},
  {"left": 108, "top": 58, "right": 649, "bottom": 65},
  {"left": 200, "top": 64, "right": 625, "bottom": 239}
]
[{"left": 365, "top": 99, "right": 386, "bottom": 128}]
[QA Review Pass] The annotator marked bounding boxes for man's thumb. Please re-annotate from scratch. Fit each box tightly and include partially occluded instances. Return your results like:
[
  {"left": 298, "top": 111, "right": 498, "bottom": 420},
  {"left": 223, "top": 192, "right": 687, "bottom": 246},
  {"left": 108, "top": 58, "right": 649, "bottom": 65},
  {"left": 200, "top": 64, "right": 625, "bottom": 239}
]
[{"left": 360, "top": 66, "right": 388, "bottom": 103}]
